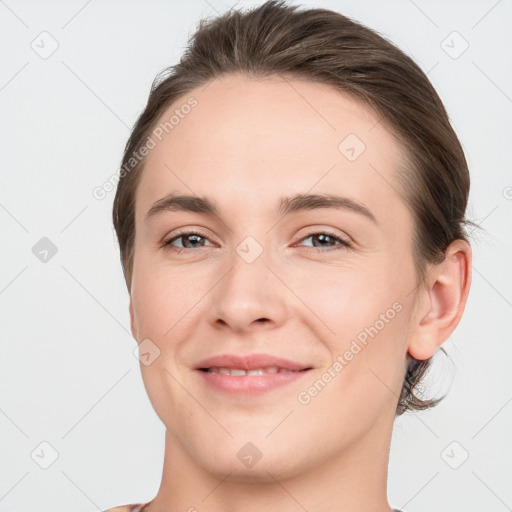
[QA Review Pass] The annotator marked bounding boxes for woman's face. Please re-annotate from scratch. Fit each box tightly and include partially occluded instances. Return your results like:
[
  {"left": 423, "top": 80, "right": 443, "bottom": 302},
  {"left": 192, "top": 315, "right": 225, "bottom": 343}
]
[{"left": 129, "top": 74, "right": 421, "bottom": 481}]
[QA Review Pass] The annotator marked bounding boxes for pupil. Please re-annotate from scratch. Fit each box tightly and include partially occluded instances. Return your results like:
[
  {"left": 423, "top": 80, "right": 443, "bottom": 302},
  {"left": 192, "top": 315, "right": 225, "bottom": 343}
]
[
  {"left": 185, "top": 234, "right": 202, "bottom": 248},
  {"left": 316, "top": 234, "right": 331, "bottom": 246}
]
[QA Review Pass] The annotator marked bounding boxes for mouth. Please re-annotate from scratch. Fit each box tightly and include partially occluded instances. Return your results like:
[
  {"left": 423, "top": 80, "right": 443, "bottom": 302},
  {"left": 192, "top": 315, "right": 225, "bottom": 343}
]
[
  {"left": 194, "top": 354, "right": 314, "bottom": 396},
  {"left": 198, "top": 366, "right": 312, "bottom": 376},
  {"left": 195, "top": 353, "right": 313, "bottom": 373}
]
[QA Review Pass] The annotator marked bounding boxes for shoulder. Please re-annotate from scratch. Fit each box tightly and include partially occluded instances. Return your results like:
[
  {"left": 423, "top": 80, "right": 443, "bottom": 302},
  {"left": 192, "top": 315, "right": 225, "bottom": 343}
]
[{"left": 102, "top": 503, "right": 149, "bottom": 512}]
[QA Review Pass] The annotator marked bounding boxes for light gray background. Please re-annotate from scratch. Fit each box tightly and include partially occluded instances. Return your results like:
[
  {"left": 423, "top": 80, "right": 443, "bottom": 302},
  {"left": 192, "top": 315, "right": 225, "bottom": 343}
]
[{"left": 1, "top": 1, "right": 511, "bottom": 511}]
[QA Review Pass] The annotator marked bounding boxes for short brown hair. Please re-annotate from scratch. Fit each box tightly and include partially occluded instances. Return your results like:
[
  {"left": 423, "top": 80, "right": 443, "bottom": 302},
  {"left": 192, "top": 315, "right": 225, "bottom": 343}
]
[{"left": 113, "top": 0, "right": 476, "bottom": 414}]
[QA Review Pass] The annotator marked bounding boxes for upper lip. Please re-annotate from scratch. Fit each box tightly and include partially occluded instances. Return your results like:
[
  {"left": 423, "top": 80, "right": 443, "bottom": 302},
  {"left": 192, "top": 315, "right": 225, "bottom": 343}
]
[{"left": 195, "top": 353, "right": 312, "bottom": 371}]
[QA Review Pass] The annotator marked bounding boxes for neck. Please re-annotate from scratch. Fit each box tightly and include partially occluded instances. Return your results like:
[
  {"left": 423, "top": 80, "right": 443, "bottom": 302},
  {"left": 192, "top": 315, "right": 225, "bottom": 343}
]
[{"left": 145, "top": 413, "right": 395, "bottom": 512}]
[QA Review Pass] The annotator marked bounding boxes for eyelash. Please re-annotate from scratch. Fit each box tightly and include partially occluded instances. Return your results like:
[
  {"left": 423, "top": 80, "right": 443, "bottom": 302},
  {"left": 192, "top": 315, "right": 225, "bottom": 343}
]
[{"left": 162, "top": 229, "right": 351, "bottom": 254}]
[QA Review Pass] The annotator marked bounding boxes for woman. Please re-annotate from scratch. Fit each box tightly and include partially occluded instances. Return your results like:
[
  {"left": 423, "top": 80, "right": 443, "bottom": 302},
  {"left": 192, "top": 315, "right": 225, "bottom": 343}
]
[{"left": 108, "top": 1, "right": 473, "bottom": 510}]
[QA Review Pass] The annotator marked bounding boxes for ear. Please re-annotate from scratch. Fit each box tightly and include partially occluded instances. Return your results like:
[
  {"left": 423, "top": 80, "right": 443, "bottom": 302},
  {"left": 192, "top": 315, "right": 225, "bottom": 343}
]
[
  {"left": 129, "top": 298, "right": 138, "bottom": 341},
  {"left": 408, "top": 239, "right": 472, "bottom": 361}
]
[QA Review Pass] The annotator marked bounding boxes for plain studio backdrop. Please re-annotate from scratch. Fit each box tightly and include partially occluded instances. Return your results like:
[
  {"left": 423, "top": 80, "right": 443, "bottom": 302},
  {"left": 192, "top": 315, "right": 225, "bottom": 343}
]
[{"left": 0, "top": 1, "right": 511, "bottom": 511}]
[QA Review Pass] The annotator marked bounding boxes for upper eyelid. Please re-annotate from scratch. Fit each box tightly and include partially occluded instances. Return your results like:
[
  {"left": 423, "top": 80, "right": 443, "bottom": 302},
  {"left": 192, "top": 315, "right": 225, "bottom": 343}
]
[{"left": 164, "top": 230, "right": 216, "bottom": 246}]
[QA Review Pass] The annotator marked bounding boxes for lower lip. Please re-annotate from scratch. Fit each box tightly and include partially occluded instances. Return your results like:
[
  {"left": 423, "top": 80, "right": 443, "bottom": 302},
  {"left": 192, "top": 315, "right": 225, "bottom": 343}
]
[{"left": 196, "top": 369, "right": 312, "bottom": 396}]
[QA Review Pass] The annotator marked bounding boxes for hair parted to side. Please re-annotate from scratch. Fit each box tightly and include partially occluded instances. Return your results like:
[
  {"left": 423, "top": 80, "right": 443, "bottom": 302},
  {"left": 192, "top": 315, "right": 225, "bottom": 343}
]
[{"left": 113, "top": 0, "right": 476, "bottom": 415}]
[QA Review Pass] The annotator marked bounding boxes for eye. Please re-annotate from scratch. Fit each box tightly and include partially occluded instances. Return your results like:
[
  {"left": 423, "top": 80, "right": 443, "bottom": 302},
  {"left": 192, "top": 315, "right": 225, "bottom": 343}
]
[
  {"left": 162, "top": 229, "right": 351, "bottom": 254},
  {"left": 163, "top": 231, "right": 214, "bottom": 253},
  {"left": 296, "top": 230, "right": 351, "bottom": 253}
]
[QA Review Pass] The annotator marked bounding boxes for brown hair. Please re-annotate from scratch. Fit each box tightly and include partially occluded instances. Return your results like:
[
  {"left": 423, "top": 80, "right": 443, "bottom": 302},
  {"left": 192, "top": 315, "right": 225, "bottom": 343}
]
[{"left": 113, "top": 0, "right": 476, "bottom": 414}]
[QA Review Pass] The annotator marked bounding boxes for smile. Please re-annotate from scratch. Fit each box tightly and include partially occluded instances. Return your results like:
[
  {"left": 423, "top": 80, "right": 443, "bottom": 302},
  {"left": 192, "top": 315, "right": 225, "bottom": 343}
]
[{"left": 201, "top": 366, "right": 304, "bottom": 375}]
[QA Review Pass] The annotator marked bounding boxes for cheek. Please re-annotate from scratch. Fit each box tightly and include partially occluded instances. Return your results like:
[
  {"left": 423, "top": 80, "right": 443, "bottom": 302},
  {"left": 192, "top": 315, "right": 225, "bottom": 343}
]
[
  {"left": 310, "top": 309, "right": 410, "bottom": 430},
  {"left": 131, "top": 266, "right": 195, "bottom": 428},
  {"left": 131, "top": 261, "right": 207, "bottom": 396},
  {"left": 286, "top": 258, "right": 401, "bottom": 336},
  {"left": 131, "top": 258, "right": 199, "bottom": 337},
  {"left": 292, "top": 263, "right": 411, "bottom": 399}
]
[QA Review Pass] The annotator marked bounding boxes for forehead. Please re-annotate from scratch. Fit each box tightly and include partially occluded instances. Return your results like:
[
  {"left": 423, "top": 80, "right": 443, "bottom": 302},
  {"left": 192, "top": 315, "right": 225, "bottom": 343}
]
[{"left": 136, "top": 73, "right": 410, "bottom": 227}]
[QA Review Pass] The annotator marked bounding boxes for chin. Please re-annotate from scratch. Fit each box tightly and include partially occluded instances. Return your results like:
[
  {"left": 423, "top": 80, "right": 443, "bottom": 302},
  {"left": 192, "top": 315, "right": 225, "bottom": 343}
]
[
  {"left": 190, "top": 436, "right": 310, "bottom": 483},
  {"left": 200, "top": 454, "right": 302, "bottom": 484}
]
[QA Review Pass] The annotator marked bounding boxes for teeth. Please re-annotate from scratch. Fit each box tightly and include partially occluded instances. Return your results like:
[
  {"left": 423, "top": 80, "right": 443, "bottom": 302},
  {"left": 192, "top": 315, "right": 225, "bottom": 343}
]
[{"left": 207, "top": 366, "right": 295, "bottom": 376}]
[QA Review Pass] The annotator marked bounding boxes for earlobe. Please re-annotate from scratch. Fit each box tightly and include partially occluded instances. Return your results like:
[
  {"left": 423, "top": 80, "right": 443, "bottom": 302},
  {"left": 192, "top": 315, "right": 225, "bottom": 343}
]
[{"left": 408, "top": 239, "right": 472, "bottom": 361}]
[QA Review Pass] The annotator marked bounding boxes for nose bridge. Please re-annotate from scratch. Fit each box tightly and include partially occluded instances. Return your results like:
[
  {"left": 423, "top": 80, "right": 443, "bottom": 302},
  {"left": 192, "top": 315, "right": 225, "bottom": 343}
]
[{"left": 209, "top": 233, "right": 287, "bottom": 331}]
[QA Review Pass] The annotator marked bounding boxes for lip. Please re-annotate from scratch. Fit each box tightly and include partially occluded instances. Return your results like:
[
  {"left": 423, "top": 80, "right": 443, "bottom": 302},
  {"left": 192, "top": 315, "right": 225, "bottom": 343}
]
[
  {"left": 194, "top": 353, "right": 313, "bottom": 397},
  {"left": 195, "top": 353, "right": 312, "bottom": 372}
]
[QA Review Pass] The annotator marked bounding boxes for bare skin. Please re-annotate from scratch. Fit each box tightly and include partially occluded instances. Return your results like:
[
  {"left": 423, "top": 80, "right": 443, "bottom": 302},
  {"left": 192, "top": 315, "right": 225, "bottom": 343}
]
[{"left": 128, "top": 73, "right": 472, "bottom": 512}]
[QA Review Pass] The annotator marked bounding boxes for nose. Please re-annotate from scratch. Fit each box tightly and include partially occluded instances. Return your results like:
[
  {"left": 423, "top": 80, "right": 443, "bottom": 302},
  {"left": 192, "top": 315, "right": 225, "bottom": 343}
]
[{"left": 207, "top": 243, "right": 288, "bottom": 334}]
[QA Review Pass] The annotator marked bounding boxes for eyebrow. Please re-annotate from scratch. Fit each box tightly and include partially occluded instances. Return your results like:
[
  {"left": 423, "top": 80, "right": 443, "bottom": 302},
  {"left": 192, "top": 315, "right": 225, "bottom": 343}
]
[{"left": 145, "top": 193, "right": 377, "bottom": 224}]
